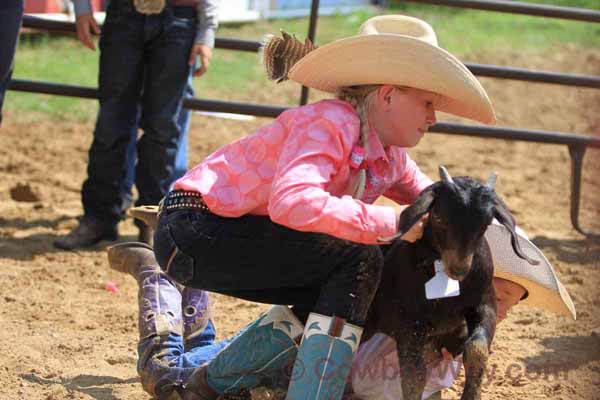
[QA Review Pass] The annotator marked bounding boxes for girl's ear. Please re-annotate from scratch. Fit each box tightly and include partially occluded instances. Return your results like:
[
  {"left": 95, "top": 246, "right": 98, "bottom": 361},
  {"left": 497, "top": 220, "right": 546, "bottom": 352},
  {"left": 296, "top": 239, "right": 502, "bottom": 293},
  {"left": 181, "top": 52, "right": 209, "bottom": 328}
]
[{"left": 376, "top": 85, "right": 396, "bottom": 109}]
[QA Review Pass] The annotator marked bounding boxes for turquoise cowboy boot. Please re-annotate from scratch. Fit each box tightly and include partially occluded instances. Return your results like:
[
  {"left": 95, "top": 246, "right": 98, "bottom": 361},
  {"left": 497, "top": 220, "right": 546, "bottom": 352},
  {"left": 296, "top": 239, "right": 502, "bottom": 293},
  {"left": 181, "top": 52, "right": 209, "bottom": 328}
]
[
  {"left": 285, "top": 313, "right": 362, "bottom": 400},
  {"left": 186, "top": 305, "right": 304, "bottom": 399}
]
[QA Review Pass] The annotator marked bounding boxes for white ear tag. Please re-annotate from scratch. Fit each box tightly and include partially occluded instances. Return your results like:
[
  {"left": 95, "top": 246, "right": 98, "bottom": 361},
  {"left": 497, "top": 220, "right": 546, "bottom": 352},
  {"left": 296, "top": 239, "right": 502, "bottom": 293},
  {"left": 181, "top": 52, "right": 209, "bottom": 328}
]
[{"left": 425, "top": 260, "right": 461, "bottom": 300}]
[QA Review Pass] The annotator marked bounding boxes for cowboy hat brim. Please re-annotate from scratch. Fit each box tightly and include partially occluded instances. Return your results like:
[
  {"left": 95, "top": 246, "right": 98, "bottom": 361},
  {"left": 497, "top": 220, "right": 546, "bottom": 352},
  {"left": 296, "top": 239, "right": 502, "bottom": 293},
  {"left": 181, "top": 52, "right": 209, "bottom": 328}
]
[
  {"left": 485, "top": 223, "right": 576, "bottom": 320},
  {"left": 288, "top": 34, "right": 496, "bottom": 125}
]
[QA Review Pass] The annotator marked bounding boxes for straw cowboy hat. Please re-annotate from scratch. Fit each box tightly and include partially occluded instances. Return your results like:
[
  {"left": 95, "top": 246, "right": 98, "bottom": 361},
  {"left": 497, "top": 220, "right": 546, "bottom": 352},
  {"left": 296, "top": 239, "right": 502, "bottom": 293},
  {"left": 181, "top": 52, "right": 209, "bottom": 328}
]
[
  {"left": 286, "top": 14, "right": 496, "bottom": 125},
  {"left": 485, "top": 222, "right": 576, "bottom": 319}
]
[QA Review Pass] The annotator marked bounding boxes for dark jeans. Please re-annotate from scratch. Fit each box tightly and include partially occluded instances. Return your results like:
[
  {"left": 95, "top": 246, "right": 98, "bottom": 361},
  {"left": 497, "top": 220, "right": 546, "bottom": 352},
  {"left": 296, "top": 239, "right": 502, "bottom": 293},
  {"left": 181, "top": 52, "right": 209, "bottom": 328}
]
[
  {"left": 154, "top": 209, "right": 384, "bottom": 326},
  {"left": 124, "top": 77, "right": 193, "bottom": 201},
  {"left": 0, "top": 0, "right": 23, "bottom": 126},
  {"left": 82, "top": 1, "right": 196, "bottom": 226}
]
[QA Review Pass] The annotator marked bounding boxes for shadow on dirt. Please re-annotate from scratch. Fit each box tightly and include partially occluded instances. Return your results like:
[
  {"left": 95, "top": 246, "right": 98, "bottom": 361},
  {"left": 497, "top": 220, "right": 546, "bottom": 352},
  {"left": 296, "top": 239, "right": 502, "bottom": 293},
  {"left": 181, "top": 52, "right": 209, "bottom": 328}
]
[
  {"left": 20, "top": 373, "right": 138, "bottom": 400},
  {"left": 0, "top": 229, "right": 139, "bottom": 261},
  {"left": 531, "top": 235, "right": 600, "bottom": 268},
  {"left": 520, "top": 334, "right": 600, "bottom": 373},
  {"left": 0, "top": 215, "right": 71, "bottom": 230}
]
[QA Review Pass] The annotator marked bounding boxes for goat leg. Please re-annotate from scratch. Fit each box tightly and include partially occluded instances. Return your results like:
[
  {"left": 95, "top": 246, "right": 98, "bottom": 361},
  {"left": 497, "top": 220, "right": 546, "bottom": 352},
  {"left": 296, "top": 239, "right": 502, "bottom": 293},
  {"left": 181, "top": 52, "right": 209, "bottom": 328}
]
[
  {"left": 461, "top": 326, "right": 490, "bottom": 400},
  {"left": 394, "top": 329, "right": 428, "bottom": 400},
  {"left": 461, "top": 299, "right": 496, "bottom": 400}
]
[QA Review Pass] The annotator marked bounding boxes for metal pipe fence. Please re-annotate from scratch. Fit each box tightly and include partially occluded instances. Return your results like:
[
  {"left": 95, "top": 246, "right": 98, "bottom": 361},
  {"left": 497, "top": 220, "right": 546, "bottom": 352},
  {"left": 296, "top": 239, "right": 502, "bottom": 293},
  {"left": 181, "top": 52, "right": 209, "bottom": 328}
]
[
  {"left": 12, "top": 1, "right": 600, "bottom": 237},
  {"left": 401, "top": 0, "right": 600, "bottom": 23},
  {"left": 21, "top": 15, "right": 600, "bottom": 90}
]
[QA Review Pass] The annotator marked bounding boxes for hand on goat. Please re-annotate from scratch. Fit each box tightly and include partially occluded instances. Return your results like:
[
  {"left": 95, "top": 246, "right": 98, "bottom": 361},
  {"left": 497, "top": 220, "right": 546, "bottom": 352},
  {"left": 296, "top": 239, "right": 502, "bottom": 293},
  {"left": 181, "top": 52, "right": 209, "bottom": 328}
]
[
  {"left": 399, "top": 213, "right": 428, "bottom": 243},
  {"left": 377, "top": 211, "right": 428, "bottom": 243}
]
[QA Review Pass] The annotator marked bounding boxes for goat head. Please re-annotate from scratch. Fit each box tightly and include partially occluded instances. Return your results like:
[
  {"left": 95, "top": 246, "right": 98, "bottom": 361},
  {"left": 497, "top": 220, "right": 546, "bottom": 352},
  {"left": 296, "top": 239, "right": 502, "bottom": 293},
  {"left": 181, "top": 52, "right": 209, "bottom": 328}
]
[{"left": 397, "top": 166, "right": 537, "bottom": 280}]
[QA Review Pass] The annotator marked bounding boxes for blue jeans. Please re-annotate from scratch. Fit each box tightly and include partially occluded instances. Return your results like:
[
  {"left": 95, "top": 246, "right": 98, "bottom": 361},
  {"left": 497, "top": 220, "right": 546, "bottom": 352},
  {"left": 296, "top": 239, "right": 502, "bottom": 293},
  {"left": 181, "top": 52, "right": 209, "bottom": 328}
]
[
  {"left": 82, "top": 1, "right": 196, "bottom": 226},
  {"left": 0, "top": 0, "right": 23, "bottom": 126},
  {"left": 138, "top": 321, "right": 230, "bottom": 396}
]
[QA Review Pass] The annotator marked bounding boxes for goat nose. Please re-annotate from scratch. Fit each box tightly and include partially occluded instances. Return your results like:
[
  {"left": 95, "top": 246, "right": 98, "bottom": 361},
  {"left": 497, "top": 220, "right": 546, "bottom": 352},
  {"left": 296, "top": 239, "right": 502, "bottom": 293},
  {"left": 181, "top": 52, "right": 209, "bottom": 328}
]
[{"left": 444, "top": 265, "right": 467, "bottom": 281}]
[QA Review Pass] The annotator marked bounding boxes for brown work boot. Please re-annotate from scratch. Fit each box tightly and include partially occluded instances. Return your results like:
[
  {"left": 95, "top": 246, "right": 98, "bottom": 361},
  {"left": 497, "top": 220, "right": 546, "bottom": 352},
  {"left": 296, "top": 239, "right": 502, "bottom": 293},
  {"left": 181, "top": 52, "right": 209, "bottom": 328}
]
[
  {"left": 54, "top": 217, "right": 118, "bottom": 250},
  {"left": 107, "top": 242, "right": 158, "bottom": 279}
]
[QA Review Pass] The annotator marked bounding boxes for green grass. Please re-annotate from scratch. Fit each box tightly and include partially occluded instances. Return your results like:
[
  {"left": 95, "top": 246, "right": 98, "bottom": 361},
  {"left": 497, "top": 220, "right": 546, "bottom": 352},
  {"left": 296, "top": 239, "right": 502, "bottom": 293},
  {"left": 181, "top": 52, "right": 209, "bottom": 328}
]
[
  {"left": 6, "top": 2, "right": 599, "bottom": 123},
  {"left": 386, "top": 3, "right": 600, "bottom": 53},
  {"left": 517, "top": 0, "right": 599, "bottom": 8}
]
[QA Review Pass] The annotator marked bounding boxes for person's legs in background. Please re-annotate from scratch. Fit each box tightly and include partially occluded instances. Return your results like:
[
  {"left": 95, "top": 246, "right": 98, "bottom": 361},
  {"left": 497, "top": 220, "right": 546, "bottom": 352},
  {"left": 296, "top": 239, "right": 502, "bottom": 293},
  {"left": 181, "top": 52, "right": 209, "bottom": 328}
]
[
  {"left": 126, "top": 76, "right": 193, "bottom": 244},
  {"left": 134, "top": 6, "right": 196, "bottom": 226},
  {"left": 54, "top": 2, "right": 148, "bottom": 250},
  {"left": 174, "top": 77, "right": 193, "bottom": 180},
  {"left": 0, "top": 0, "right": 24, "bottom": 127}
]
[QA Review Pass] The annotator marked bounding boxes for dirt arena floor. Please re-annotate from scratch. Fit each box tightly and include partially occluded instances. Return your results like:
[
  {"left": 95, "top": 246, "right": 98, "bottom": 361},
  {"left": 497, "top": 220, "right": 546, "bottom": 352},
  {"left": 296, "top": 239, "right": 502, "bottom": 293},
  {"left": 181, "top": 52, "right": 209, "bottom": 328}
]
[{"left": 0, "top": 45, "right": 599, "bottom": 400}]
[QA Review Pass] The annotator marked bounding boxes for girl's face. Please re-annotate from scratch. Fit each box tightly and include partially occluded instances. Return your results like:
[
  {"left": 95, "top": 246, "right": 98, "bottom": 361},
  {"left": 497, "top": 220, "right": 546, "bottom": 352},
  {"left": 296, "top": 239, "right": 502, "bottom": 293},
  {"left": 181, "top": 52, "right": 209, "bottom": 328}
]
[
  {"left": 370, "top": 85, "right": 438, "bottom": 148},
  {"left": 493, "top": 277, "right": 527, "bottom": 323}
]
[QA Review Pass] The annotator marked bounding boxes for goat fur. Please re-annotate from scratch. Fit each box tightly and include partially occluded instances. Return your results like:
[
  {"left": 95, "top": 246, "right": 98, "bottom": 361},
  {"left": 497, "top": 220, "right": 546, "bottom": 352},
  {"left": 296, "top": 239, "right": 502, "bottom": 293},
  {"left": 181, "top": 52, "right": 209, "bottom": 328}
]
[{"left": 363, "top": 167, "right": 536, "bottom": 400}]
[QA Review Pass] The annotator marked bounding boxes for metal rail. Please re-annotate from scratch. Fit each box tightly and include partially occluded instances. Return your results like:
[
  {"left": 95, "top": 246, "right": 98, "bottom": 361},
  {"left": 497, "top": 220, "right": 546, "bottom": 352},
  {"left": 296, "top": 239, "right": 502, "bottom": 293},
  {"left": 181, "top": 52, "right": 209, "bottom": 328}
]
[
  {"left": 401, "top": 0, "right": 600, "bottom": 23},
  {"left": 9, "top": 78, "right": 599, "bottom": 237},
  {"left": 21, "top": 15, "right": 600, "bottom": 90}
]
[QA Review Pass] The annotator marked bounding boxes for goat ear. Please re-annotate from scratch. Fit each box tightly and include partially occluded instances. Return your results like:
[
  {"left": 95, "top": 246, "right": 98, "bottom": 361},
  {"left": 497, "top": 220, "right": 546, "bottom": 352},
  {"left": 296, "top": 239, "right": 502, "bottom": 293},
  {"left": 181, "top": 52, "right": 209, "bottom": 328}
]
[
  {"left": 486, "top": 171, "right": 498, "bottom": 189},
  {"left": 493, "top": 196, "right": 540, "bottom": 265},
  {"left": 398, "top": 184, "right": 437, "bottom": 233},
  {"left": 439, "top": 165, "right": 454, "bottom": 184}
]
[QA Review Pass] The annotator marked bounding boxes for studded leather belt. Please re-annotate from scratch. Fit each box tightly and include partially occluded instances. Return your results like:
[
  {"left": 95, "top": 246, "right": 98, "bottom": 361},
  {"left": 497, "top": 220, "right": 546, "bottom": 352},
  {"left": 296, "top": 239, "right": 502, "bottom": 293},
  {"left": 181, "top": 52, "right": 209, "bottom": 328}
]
[{"left": 158, "top": 190, "right": 210, "bottom": 217}]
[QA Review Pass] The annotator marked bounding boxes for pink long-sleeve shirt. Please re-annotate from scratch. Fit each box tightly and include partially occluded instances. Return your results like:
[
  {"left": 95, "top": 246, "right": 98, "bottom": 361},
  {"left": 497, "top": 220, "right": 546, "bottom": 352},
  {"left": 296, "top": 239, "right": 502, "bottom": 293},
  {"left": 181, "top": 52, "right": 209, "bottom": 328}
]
[{"left": 174, "top": 99, "right": 433, "bottom": 244}]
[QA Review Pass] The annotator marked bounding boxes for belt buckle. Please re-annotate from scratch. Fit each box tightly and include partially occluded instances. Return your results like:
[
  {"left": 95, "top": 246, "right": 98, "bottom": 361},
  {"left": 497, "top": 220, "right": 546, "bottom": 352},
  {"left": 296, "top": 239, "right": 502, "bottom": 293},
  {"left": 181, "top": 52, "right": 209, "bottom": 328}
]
[{"left": 133, "top": 0, "right": 165, "bottom": 14}]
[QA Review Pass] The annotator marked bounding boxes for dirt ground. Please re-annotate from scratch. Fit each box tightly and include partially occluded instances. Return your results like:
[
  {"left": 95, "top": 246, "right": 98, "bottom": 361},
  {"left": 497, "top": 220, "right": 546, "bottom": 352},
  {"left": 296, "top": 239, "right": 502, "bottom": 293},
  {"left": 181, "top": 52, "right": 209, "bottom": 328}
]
[{"left": 0, "top": 45, "right": 599, "bottom": 400}]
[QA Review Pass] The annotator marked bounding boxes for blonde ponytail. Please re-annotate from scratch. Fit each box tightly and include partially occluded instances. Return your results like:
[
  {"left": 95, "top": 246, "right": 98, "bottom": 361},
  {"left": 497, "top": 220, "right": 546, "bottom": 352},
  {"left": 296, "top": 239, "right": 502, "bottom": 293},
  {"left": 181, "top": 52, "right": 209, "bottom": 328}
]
[{"left": 336, "top": 85, "right": 380, "bottom": 199}]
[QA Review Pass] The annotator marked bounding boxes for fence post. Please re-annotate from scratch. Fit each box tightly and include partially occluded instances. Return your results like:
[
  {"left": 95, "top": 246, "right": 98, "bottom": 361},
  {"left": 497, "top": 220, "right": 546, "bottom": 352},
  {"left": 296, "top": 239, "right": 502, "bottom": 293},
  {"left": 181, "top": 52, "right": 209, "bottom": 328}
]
[
  {"left": 568, "top": 144, "right": 599, "bottom": 238},
  {"left": 300, "top": 0, "right": 320, "bottom": 105}
]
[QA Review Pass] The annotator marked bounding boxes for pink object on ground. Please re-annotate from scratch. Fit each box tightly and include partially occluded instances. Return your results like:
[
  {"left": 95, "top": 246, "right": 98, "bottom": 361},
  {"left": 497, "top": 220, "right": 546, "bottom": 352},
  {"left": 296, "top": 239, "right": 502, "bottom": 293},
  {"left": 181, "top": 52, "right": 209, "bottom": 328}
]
[{"left": 105, "top": 281, "right": 119, "bottom": 294}]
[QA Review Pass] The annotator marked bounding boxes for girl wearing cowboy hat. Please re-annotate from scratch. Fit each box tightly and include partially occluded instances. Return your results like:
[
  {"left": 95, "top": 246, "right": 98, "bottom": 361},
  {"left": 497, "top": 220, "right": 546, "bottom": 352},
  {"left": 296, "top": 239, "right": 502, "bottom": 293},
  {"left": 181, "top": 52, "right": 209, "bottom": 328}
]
[
  {"left": 350, "top": 222, "right": 576, "bottom": 400},
  {"left": 117, "top": 14, "right": 497, "bottom": 400}
]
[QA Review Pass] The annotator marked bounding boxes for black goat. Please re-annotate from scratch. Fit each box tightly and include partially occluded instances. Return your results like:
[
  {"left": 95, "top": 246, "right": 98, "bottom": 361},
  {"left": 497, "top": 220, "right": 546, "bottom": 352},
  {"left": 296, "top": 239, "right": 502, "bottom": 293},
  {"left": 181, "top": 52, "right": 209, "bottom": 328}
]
[{"left": 363, "top": 166, "right": 538, "bottom": 400}]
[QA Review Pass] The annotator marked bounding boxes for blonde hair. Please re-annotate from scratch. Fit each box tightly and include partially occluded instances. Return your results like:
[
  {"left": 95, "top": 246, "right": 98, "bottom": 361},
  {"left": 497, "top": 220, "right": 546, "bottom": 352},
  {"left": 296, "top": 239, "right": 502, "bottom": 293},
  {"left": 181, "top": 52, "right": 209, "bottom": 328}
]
[{"left": 336, "top": 85, "right": 381, "bottom": 199}]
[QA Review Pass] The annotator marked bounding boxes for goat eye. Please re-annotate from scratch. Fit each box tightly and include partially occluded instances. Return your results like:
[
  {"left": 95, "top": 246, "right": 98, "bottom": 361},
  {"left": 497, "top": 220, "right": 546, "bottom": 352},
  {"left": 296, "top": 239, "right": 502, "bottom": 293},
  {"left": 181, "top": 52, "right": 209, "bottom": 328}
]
[{"left": 432, "top": 215, "right": 445, "bottom": 227}]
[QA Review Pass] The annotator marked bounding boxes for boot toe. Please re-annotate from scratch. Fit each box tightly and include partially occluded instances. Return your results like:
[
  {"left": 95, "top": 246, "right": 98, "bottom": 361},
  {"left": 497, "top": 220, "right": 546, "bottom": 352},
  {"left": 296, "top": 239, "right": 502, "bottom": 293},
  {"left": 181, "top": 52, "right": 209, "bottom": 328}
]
[{"left": 107, "top": 242, "right": 158, "bottom": 276}]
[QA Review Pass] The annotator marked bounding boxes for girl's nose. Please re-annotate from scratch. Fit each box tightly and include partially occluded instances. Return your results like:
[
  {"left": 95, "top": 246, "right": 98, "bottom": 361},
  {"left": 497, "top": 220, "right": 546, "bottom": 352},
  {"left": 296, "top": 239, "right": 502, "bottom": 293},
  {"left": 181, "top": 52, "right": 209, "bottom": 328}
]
[{"left": 427, "top": 108, "right": 437, "bottom": 126}]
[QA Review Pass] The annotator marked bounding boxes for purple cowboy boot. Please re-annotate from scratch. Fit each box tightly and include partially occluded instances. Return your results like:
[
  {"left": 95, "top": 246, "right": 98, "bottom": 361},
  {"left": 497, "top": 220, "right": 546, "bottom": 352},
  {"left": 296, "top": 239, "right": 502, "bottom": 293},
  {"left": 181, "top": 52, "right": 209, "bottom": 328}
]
[
  {"left": 181, "top": 287, "right": 215, "bottom": 349},
  {"left": 107, "top": 241, "right": 157, "bottom": 278},
  {"left": 107, "top": 242, "right": 184, "bottom": 339},
  {"left": 107, "top": 242, "right": 184, "bottom": 396}
]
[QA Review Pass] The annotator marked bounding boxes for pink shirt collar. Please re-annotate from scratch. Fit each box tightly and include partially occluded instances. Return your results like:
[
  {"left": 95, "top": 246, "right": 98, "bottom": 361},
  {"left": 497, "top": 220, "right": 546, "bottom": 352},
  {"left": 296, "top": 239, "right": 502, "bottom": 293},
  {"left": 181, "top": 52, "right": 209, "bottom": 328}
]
[{"left": 367, "top": 126, "right": 395, "bottom": 166}]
